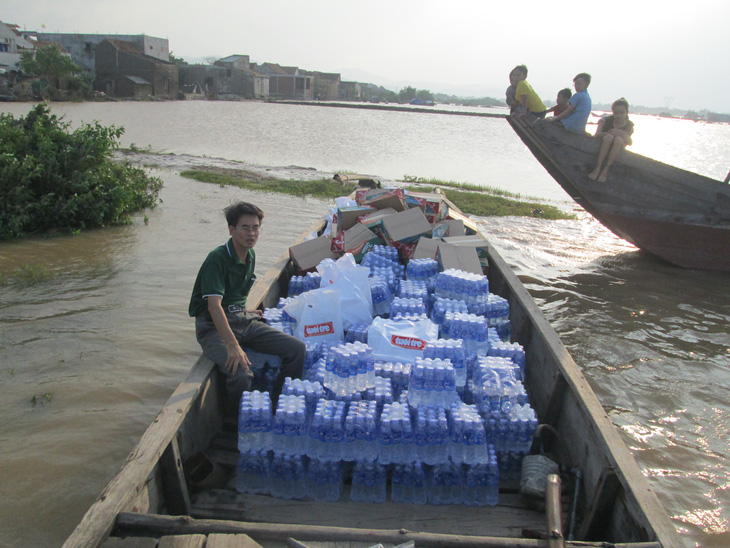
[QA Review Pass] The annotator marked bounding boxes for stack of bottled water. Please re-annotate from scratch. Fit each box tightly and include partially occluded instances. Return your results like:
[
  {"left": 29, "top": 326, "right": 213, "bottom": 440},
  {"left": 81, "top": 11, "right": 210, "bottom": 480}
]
[
  {"left": 305, "top": 358, "right": 327, "bottom": 385},
  {"left": 463, "top": 454, "right": 500, "bottom": 506},
  {"left": 368, "top": 266, "right": 400, "bottom": 295},
  {"left": 390, "top": 296, "right": 427, "bottom": 319},
  {"left": 408, "top": 358, "right": 458, "bottom": 408},
  {"left": 397, "top": 280, "right": 430, "bottom": 310},
  {"left": 427, "top": 461, "right": 464, "bottom": 505},
  {"left": 369, "top": 275, "right": 393, "bottom": 317},
  {"left": 342, "top": 400, "right": 379, "bottom": 462},
  {"left": 307, "top": 399, "right": 346, "bottom": 459},
  {"left": 391, "top": 312, "right": 430, "bottom": 322},
  {"left": 323, "top": 342, "right": 376, "bottom": 396},
  {"left": 303, "top": 342, "right": 322, "bottom": 379},
  {"left": 345, "top": 323, "right": 370, "bottom": 343},
  {"left": 306, "top": 457, "right": 344, "bottom": 501},
  {"left": 287, "top": 272, "right": 322, "bottom": 297},
  {"left": 374, "top": 361, "right": 411, "bottom": 399},
  {"left": 368, "top": 244, "right": 399, "bottom": 262},
  {"left": 424, "top": 339, "right": 467, "bottom": 387},
  {"left": 361, "top": 248, "right": 404, "bottom": 278},
  {"left": 350, "top": 461, "right": 387, "bottom": 503},
  {"left": 413, "top": 405, "right": 450, "bottom": 465},
  {"left": 391, "top": 462, "right": 427, "bottom": 504},
  {"left": 482, "top": 293, "right": 510, "bottom": 324},
  {"left": 269, "top": 452, "right": 307, "bottom": 499},
  {"left": 406, "top": 258, "right": 439, "bottom": 281},
  {"left": 238, "top": 390, "right": 273, "bottom": 452},
  {"left": 281, "top": 378, "right": 324, "bottom": 417},
  {"left": 236, "top": 449, "right": 271, "bottom": 495},
  {"left": 271, "top": 395, "right": 309, "bottom": 455},
  {"left": 430, "top": 297, "right": 469, "bottom": 326},
  {"left": 448, "top": 402, "right": 489, "bottom": 465},
  {"left": 471, "top": 357, "right": 528, "bottom": 417},
  {"left": 377, "top": 402, "right": 414, "bottom": 464},
  {"left": 488, "top": 341, "right": 526, "bottom": 375},
  {"left": 434, "top": 269, "right": 489, "bottom": 312},
  {"left": 363, "top": 376, "right": 394, "bottom": 411},
  {"left": 441, "top": 312, "right": 489, "bottom": 356}
]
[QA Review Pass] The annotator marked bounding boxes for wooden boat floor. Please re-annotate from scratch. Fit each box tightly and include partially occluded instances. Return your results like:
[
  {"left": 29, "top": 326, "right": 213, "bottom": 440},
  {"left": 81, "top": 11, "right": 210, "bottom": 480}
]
[{"left": 101, "top": 532, "right": 265, "bottom": 547}]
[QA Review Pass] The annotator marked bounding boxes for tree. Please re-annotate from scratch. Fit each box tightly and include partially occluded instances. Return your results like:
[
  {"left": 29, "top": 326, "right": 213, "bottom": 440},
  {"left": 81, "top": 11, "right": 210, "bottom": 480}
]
[{"left": 19, "top": 44, "right": 81, "bottom": 84}]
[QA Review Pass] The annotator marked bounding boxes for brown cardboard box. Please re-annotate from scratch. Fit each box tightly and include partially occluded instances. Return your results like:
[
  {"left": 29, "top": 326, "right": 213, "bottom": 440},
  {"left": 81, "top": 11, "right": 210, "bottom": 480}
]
[
  {"left": 289, "top": 235, "right": 339, "bottom": 271},
  {"left": 382, "top": 207, "right": 433, "bottom": 244},
  {"left": 437, "top": 241, "right": 483, "bottom": 274},
  {"left": 441, "top": 235, "right": 489, "bottom": 274},
  {"left": 336, "top": 205, "right": 376, "bottom": 233},
  {"left": 337, "top": 223, "right": 383, "bottom": 261},
  {"left": 405, "top": 191, "right": 446, "bottom": 223},
  {"left": 432, "top": 219, "right": 465, "bottom": 239},
  {"left": 357, "top": 188, "right": 408, "bottom": 212},
  {"left": 411, "top": 236, "right": 441, "bottom": 260}
]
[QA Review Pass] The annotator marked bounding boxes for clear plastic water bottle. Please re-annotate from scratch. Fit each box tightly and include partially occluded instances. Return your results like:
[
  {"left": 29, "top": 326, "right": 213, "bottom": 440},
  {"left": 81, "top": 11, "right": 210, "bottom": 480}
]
[
  {"left": 238, "top": 390, "right": 273, "bottom": 452},
  {"left": 350, "top": 461, "right": 387, "bottom": 503},
  {"left": 306, "top": 457, "right": 343, "bottom": 501},
  {"left": 236, "top": 448, "right": 271, "bottom": 495},
  {"left": 427, "top": 460, "right": 464, "bottom": 505}
]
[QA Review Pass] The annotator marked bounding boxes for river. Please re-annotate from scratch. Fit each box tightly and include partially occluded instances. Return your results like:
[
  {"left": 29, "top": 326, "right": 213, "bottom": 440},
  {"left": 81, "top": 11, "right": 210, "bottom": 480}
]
[{"left": 0, "top": 101, "right": 728, "bottom": 547}]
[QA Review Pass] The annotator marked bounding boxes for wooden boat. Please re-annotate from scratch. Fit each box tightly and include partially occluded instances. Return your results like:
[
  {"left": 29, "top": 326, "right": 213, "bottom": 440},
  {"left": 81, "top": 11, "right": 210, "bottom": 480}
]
[
  {"left": 63, "top": 198, "right": 684, "bottom": 548},
  {"left": 507, "top": 115, "right": 730, "bottom": 272}
]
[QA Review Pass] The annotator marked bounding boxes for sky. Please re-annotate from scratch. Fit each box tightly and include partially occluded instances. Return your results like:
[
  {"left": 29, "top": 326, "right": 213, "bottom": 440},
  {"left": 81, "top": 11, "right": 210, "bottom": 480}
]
[{"left": 5, "top": 0, "right": 730, "bottom": 113}]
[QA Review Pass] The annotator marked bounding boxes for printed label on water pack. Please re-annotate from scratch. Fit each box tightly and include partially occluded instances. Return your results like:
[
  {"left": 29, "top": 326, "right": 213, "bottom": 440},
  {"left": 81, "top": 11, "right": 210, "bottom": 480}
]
[
  {"left": 391, "top": 335, "right": 427, "bottom": 350},
  {"left": 304, "top": 322, "right": 335, "bottom": 337}
]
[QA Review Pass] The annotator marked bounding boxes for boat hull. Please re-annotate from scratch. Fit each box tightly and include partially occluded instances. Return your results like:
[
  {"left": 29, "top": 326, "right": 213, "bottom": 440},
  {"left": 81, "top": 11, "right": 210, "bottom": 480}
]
[{"left": 507, "top": 115, "right": 730, "bottom": 272}]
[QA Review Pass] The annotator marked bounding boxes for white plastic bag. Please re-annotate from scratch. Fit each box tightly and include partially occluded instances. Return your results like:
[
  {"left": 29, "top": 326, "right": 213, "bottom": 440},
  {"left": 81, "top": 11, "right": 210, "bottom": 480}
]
[
  {"left": 367, "top": 317, "right": 439, "bottom": 362},
  {"left": 283, "top": 288, "right": 344, "bottom": 343},
  {"left": 317, "top": 254, "right": 372, "bottom": 330}
]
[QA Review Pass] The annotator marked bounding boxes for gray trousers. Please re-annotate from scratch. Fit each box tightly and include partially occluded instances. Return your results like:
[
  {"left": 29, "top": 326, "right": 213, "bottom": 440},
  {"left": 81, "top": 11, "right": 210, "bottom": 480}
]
[{"left": 195, "top": 310, "right": 305, "bottom": 410}]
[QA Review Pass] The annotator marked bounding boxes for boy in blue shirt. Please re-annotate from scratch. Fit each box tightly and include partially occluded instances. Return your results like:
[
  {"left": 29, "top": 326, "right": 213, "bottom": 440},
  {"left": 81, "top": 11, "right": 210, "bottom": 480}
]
[{"left": 546, "top": 73, "right": 592, "bottom": 134}]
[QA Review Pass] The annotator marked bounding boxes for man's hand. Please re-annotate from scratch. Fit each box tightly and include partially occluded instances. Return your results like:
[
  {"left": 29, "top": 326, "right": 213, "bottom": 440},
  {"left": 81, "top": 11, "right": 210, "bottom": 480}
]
[
  {"left": 246, "top": 309, "right": 263, "bottom": 318},
  {"left": 225, "top": 342, "right": 251, "bottom": 375}
]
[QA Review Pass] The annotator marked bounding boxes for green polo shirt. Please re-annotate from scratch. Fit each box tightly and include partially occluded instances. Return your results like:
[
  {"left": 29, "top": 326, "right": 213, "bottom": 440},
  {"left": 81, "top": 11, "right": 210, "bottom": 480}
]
[{"left": 188, "top": 238, "right": 256, "bottom": 317}]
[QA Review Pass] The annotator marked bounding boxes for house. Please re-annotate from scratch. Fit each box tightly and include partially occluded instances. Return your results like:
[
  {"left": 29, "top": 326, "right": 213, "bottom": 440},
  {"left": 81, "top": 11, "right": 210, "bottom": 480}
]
[
  {"left": 340, "top": 81, "right": 362, "bottom": 100},
  {"left": 0, "top": 21, "right": 35, "bottom": 72},
  {"left": 179, "top": 54, "right": 269, "bottom": 99},
  {"left": 95, "top": 39, "right": 177, "bottom": 98},
  {"left": 252, "top": 62, "right": 313, "bottom": 100},
  {"left": 26, "top": 32, "right": 170, "bottom": 78},
  {"left": 311, "top": 71, "right": 341, "bottom": 100}
]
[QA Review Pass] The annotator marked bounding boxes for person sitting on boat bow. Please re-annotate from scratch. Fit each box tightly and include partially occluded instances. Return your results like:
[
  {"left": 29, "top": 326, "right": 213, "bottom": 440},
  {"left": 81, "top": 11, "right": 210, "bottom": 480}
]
[
  {"left": 189, "top": 201, "right": 305, "bottom": 412},
  {"left": 545, "top": 73, "right": 592, "bottom": 133},
  {"left": 588, "top": 98, "right": 634, "bottom": 182},
  {"left": 512, "top": 65, "right": 547, "bottom": 118}
]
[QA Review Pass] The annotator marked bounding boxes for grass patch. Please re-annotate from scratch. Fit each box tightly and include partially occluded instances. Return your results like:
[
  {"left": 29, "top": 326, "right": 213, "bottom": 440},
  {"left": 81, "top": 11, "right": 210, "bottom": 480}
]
[
  {"left": 180, "top": 169, "right": 357, "bottom": 201},
  {"left": 182, "top": 168, "right": 575, "bottom": 220},
  {"left": 403, "top": 175, "right": 529, "bottom": 199},
  {"left": 1, "top": 264, "right": 56, "bottom": 288}
]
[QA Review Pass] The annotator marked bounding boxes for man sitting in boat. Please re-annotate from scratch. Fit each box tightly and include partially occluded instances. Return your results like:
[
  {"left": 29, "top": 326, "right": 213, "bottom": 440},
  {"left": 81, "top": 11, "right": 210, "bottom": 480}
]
[
  {"left": 188, "top": 201, "right": 305, "bottom": 412},
  {"left": 545, "top": 72, "right": 592, "bottom": 133},
  {"left": 588, "top": 98, "right": 634, "bottom": 182},
  {"left": 512, "top": 65, "right": 547, "bottom": 118}
]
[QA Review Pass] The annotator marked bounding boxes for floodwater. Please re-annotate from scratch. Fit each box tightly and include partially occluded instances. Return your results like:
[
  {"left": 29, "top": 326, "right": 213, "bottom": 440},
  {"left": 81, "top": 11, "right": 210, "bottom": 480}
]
[{"left": 0, "top": 101, "right": 728, "bottom": 547}]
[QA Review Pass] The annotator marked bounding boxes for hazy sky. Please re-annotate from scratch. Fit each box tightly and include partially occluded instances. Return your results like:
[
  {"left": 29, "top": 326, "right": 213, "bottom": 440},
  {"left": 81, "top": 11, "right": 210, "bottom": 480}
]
[{"left": 5, "top": 0, "right": 730, "bottom": 112}]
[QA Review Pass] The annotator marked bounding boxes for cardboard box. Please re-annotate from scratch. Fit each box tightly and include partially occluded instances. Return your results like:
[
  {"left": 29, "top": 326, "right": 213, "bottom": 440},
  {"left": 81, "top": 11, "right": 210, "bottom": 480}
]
[
  {"left": 411, "top": 236, "right": 441, "bottom": 260},
  {"left": 437, "top": 241, "right": 483, "bottom": 275},
  {"left": 382, "top": 207, "right": 433, "bottom": 245},
  {"left": 357, "top": 188, "right": 408, "bottom": 212},
  {"left": 336, "top": 205, "right": 376, "bottom": 233},
  {"left": 432, "top": 219, "right": 465, "bottom": 239},
  {"left": 405, "top": 191, "right": 446, "bottom": 223},
  {"left": 442, "top": 235, "right": 490, "bottom": 274},
  {"left": 359, "top": 207, "right": 397, "bottom": 233},
  {"left": 331, "top": 223, "right": 383, "bottom": 261},
  {"left": 289, "top": 235, "right": 339, "bottom": 272}
]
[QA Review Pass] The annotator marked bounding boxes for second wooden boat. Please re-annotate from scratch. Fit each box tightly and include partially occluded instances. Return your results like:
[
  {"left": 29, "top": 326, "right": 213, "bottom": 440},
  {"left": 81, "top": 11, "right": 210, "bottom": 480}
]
[{"left": 508, "top": 115, "right": 730, "bottom": 272}]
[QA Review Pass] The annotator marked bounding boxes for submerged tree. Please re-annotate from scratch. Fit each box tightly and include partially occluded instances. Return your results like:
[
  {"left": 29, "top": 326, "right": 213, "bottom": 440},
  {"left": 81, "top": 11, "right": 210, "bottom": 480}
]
[{"left": 0, "top": 104, "right": 163, "bottom": 239}]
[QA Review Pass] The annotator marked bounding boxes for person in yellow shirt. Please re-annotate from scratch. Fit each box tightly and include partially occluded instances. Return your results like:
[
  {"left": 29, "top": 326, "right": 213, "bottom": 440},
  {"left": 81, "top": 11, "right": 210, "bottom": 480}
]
[{"left": 512, "top": 65, "right": 547, "bottom": 117}]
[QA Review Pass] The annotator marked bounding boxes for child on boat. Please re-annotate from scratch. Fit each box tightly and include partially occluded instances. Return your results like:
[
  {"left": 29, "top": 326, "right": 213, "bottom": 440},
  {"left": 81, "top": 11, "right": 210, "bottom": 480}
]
[
  {"left": 189, "top": 202, "right": 305, "bottom": 412},
  {"left": 546, "top": 88, "right": 572, "bottom": 117},
  {"left": 588, "top": 98, "right": 634, "bottom": 182},
  {"left": 546, "top": 73, "right": 592, "bottom": 133},
  {"left": 512, "top": 65, "right": 547, "bottom": 118}
]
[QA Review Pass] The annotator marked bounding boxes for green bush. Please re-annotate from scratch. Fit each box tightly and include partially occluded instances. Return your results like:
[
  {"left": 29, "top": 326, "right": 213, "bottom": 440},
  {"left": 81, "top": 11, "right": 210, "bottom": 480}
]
[{"left": 0, "top": 104, "right": 163, "bottom": 239}]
